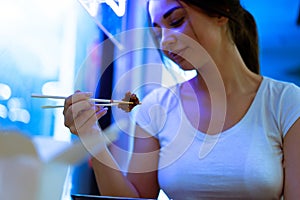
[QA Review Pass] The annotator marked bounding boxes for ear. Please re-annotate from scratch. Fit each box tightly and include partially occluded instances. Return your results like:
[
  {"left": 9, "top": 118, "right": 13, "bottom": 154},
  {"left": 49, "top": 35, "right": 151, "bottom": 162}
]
[{"left": 216, "top": 16, "right": 229, "bottom": 26}]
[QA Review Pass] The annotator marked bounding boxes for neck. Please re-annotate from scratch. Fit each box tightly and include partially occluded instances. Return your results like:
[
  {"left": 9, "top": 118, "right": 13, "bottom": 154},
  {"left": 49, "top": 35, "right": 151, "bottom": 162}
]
[{"left": 194, "top": 44, "right": 261, "bottom": 96}]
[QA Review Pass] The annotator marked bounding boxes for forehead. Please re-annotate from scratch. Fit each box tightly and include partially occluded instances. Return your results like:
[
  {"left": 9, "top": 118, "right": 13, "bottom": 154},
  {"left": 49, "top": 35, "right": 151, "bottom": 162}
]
[{"left": 148, "top": 0, "right": 181, "bottom": 22}]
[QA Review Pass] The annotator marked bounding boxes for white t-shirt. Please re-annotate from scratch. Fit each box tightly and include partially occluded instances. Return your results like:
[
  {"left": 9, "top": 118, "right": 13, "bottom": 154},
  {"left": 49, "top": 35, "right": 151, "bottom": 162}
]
[{"left": 135, "top": 76, "right": 300, "bottom": 199}]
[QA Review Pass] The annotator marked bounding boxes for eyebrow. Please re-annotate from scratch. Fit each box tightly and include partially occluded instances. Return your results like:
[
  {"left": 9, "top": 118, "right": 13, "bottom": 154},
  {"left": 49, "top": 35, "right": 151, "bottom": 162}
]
[
  {"left": 163, "top": 6, "right": 182, "bottom": 19},
  {"left": 151, "top": 6, "right": 183, "bottom": 27}
]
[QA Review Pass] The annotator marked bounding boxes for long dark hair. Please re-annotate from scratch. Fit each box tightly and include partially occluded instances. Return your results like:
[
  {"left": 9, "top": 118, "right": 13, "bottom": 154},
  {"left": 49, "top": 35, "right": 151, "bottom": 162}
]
[{"left": 147, "top": 0, "right": 260, "bottom": 74}]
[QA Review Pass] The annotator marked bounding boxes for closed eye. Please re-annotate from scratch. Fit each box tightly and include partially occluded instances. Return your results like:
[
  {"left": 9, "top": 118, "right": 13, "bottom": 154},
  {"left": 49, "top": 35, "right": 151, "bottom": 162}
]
[{"left": 170, "top": 17, "right": 185, "bottom": 27}]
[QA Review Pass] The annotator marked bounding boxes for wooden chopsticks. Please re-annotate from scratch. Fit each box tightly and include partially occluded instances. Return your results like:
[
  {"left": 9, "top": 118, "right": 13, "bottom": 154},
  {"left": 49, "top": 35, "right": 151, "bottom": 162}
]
[{"left": 31, "top": 94, "right": 133, "bottom": 109}]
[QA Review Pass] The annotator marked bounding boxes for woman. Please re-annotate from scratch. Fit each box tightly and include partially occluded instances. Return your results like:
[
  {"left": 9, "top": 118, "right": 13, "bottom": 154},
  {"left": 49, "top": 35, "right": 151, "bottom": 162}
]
[{"left": 64, "top": 0, "right": 300, "bottom": 199}]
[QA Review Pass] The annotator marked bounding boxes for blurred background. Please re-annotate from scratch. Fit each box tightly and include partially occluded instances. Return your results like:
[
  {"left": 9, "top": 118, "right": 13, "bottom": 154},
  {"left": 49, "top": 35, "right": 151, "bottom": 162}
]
[{"left": 0, "top": 0, "right": 299, "bottom": 199}]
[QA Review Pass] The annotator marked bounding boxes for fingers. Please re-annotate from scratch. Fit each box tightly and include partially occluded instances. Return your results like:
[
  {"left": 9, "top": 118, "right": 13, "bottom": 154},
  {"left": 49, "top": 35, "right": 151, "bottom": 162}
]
[
  {"left": 75, "top": 106, "right": 108, "bottom": 137},
  {"left": 63, "top": 91, "right": 108, "bottom": 135},
  {"left": 96, "top": 106, "right": 108, "bottom": 119},
  {"left": 64, "top": 100, "right": 92, "bottom": 127},
  {"left": 71, "top": 109, "right": 99, "bottom": 135},
  {"left": 63, "top": 91, "right": 92, "bottom": 116}
]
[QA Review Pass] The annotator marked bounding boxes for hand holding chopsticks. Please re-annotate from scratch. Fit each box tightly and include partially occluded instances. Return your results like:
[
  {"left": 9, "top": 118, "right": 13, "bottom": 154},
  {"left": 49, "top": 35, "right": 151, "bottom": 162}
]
[{"left": 31, "top": 94, "right": 134, "bottom": 109}]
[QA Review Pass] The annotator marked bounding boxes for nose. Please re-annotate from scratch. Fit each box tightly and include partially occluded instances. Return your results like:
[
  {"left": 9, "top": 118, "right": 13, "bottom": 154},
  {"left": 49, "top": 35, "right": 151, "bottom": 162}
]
[{"left": 161, "top": 28, "right": 177, "bottom": 52}]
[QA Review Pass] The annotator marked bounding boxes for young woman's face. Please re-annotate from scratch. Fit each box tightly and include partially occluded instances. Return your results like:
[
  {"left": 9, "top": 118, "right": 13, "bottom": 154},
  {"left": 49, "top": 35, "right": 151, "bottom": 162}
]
[{"left": 148, "top": 0, "right": 221, "bottom": 70}]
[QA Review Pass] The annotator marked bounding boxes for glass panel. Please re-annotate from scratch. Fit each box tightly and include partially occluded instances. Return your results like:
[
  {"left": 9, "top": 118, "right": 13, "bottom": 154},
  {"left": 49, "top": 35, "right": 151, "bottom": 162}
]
[{"left": 78, "top": 0, "right": 127, "bottom": 50}]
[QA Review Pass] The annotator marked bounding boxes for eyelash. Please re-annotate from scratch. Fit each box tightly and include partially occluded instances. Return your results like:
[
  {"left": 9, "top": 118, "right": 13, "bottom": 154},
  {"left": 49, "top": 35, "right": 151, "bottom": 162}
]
[
  {"left": 152, "top": 16, "right": 185, "bottom": 40},
  {"left": 170, "top": 17, "right": 185, "bottom": 27}
]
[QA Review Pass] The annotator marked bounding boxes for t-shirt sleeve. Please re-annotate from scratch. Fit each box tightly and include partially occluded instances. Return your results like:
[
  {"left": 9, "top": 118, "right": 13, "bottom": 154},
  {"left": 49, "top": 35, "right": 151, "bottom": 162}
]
[
  {"left": 135, "top": 90, "right": 168, "bottom": 138},
  {"left": 278, "top": 83, "right": 300, "bottom": 137}
]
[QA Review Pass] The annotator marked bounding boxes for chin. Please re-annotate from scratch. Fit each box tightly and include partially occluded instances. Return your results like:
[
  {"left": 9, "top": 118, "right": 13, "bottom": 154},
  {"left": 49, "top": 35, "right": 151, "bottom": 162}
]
[{"left": 178, "top": 59, "right": 195, "bottom": 71}]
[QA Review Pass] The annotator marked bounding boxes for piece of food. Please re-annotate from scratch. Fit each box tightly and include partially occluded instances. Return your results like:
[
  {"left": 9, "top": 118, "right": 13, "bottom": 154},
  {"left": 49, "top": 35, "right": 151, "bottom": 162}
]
[{"left": 118, "top": 92, "right": 140, "bottom": 112}]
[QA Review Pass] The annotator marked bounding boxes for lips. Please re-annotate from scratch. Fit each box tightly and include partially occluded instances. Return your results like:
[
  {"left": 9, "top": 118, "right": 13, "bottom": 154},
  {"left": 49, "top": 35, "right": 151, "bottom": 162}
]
[{"left": 167, "top": 48, "right": 187, "bottom": 63}]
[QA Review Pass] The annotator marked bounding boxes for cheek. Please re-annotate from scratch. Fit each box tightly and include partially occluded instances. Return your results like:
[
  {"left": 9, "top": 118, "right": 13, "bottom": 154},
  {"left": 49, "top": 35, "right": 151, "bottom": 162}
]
[
  {"left": 174, "top": 20, "right": 204, "bottom": 51},
  {"left": 192, "top": 20, "right": 220, "bottom": 46},
  {"left": 177, "top": 22, "right": 196, "bottom": 41}
]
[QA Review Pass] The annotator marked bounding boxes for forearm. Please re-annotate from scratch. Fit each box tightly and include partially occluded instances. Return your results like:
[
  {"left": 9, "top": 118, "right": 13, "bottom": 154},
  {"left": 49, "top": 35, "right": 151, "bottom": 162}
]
[{"left": 91, "top": 147, "right": 140, "bottom": 197}]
